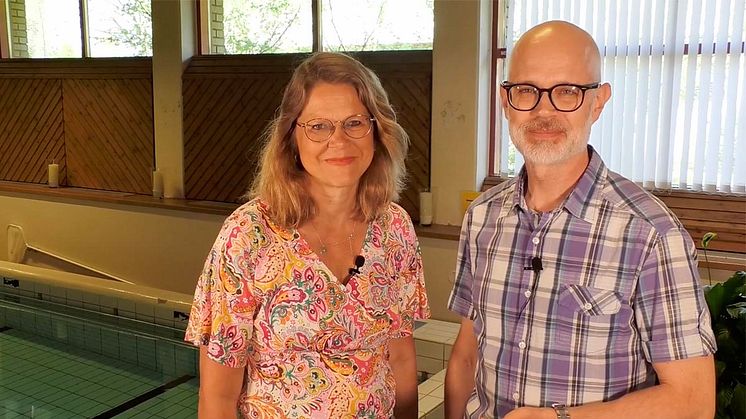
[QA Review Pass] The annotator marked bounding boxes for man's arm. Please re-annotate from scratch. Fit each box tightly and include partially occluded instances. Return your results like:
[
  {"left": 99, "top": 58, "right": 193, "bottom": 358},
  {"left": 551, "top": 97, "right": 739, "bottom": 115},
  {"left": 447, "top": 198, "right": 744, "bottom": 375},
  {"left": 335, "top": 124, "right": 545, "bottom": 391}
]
[
  {"left": 445, "top": 317, "right": 479, "bottom": 419},
  {"left": 390, "top": 335, "right": 419, "bottom": 419},
  {"left": 505, "top": 354, "right": 716, "bottom": 419}
]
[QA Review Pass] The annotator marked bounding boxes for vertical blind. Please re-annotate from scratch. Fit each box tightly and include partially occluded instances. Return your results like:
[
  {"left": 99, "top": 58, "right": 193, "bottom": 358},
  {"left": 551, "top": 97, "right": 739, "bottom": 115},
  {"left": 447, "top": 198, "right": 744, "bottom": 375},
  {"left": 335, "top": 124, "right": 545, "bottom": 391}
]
[{"left": 498, "top": 0, "right": 745, "bottom": 193}]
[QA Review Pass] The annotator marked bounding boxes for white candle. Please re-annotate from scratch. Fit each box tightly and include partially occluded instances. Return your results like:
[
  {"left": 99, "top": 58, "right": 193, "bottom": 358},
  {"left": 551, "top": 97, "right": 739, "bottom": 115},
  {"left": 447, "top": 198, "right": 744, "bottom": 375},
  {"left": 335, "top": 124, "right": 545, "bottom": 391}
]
[
  {"left": 48, "top": 163, "right": 59, "bottom": 188},
  {"left": 152, "top": 170, "right": 163, "bottom": 198},
  {"left": 419, "top": 191, "right": 433, "bottom": 226}
]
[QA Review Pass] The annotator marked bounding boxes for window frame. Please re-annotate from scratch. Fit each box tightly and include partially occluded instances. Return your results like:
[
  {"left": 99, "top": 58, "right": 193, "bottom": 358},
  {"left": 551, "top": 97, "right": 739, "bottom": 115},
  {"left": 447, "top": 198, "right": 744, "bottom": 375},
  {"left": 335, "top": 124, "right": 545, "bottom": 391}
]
[
  {"left": 0, "top": 0, "right": 153, "bottom": 59},
  {"left": 486, "top": 2, "right": 746, "bottom": 195},
  {"left": 196, "top": 0, "right": 434, "bottom": 56}
]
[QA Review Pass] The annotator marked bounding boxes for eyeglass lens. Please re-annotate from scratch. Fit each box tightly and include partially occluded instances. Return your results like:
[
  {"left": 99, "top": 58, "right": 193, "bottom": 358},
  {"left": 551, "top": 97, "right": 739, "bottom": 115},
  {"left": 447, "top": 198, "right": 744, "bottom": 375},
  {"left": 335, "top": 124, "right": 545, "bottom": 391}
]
[
  {"left": 508, "top": 84, "right": 585, "bottom": 111},
  {"left": 303, "top": 115, "right": 373, "bottom": 142}
]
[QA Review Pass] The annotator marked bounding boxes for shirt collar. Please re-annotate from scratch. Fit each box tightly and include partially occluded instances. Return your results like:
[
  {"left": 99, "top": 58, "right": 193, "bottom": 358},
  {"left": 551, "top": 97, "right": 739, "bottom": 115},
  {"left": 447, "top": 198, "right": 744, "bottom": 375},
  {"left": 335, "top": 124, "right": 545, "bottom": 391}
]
[{"left": 509, "top": 145, "right": 607, "bottom": 222}]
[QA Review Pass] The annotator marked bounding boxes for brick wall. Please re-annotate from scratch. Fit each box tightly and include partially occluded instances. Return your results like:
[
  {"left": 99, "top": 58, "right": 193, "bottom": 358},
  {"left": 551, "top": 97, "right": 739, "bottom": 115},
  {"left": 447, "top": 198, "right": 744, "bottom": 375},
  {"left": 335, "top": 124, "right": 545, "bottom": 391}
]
[
  {"left": 210, "top": 0, "right": 225, "bottom": 54},
  {"left": 8, "top": 0, "right": 28, "bottom": 58}
]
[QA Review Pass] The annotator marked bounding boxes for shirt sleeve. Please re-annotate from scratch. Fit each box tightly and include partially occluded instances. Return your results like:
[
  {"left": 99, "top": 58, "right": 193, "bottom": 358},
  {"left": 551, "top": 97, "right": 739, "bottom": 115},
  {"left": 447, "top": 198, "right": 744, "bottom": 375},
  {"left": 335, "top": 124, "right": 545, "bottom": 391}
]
[
  {"left": 634, "top": 227, "right": 717, "bottom": 363},
  {"left": 448, "top": 209, "right": 476, "bottom": 319},
  {"left": 184, "top": 213, "right": 258, "bottom": 368},
  {"left": 390, "top": 208, "right": 431, "bottom": 338}
]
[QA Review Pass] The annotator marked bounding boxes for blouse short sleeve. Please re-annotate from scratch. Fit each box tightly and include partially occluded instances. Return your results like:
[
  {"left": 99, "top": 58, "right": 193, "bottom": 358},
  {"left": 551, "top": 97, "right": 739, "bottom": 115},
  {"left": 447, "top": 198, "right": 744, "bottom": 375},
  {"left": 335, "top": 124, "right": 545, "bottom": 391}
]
[
  {"left": 388, "top": 205, "right": 431, "bottom": 338},
  {"left": 184, "top": 209, "right": 259, "bottom": 368}
]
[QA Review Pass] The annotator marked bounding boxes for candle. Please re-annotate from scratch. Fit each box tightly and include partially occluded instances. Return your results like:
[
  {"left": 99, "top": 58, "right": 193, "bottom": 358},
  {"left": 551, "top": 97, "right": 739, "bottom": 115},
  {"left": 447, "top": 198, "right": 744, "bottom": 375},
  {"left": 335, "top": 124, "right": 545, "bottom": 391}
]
[
  {"left": 152, "top": 170, "right": 163, "bottom": 198},
  {"left": 48, "top": 163, "right": 59, "bottom": 188},
  {"left": 419, "top": 191, "right": 433, "bottom": 226}
]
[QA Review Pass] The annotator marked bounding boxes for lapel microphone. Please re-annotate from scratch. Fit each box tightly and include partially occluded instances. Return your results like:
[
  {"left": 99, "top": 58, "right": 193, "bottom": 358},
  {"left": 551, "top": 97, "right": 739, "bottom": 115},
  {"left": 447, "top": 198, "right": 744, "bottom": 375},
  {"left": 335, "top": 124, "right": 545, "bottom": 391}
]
[
  {"left": 524, "top": 256, "right": 543, "bottom": 273},
  {"left": 348, "top": 255, "right": 365, "bottom": 276}
]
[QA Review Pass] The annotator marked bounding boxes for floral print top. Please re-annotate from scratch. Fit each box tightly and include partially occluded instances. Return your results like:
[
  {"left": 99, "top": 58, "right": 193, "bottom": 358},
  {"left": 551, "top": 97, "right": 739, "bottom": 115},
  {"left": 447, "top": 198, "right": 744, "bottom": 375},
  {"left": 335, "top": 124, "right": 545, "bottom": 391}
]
[{"left": 185, "top": 198, "right": 430, "bottom": 418}]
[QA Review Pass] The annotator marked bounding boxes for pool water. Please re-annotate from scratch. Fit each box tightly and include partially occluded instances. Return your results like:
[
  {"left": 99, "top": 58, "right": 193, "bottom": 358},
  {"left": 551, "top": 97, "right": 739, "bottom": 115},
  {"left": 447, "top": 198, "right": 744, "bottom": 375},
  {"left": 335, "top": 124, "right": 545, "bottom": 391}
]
[{"left": 0, "top": 282, "right": 199, "bottom": 418}]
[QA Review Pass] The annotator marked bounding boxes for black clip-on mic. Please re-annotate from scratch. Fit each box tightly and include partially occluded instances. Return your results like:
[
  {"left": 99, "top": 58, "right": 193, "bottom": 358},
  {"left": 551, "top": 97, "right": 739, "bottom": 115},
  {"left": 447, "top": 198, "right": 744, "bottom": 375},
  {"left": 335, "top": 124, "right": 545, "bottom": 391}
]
[
  {"left": 343, "top": 255, "right": 366, "bottom": 285},
  {"left": 523, "top": 256, "right": 543, "bottom": 274}
]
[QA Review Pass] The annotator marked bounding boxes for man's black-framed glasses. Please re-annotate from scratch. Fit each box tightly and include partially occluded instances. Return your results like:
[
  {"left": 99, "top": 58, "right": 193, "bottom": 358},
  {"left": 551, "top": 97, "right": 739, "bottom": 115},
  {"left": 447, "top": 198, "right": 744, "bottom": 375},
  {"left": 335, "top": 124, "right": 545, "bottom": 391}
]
[
  {"left": 296, "top": 114, "right": 376, "bottom": 143},
  {"left": 500, "top": 82, "right": 601, "bottom": 112}
]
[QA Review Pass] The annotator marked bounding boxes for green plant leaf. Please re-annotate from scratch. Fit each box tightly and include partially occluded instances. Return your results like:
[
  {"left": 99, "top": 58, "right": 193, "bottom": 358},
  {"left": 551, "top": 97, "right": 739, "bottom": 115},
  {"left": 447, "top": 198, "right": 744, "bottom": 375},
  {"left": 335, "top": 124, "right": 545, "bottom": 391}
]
[
  {"left": 731, "top": 383, "right": 746, "bottom": 419},
  {"left": 707, "top": 283, "right": 727, "bottom": 319},
  {"left": 727, "top": 302, "right": 746, "bottom": 319},
  {"left": 702, "top": 232, "right": 718, "bottom": 249},
  {"left": 716, "top": 360, "right": 728, "bottom": 379}
]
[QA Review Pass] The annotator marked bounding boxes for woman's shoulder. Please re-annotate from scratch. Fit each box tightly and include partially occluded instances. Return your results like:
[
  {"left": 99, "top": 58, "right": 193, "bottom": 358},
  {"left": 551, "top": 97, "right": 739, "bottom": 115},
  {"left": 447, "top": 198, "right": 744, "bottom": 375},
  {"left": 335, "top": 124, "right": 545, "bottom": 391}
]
[
  {"left": 224, "top": 197, "right": 271, "bottom": 227},
  {"left": 376, "top": 202, "right": 417, "bottom": 240}
]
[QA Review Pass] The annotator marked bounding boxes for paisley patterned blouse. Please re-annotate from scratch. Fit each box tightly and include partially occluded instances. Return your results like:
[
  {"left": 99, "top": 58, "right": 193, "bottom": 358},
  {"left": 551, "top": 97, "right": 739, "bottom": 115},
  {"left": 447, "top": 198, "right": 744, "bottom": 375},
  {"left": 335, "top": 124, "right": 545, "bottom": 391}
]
[{"left": 185, "top": 198, "right": 430, "bottom": 418}]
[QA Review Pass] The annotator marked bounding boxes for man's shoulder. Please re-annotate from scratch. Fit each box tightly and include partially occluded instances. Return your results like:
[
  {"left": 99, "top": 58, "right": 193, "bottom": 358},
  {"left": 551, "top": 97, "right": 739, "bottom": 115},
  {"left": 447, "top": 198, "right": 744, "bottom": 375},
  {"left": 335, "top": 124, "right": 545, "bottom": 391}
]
[
  {"left": 601, "top": 171, "right": 682, "bottom": 234},
  {"left": 469, "top": 178, "right": 518, "bottom": 212}
]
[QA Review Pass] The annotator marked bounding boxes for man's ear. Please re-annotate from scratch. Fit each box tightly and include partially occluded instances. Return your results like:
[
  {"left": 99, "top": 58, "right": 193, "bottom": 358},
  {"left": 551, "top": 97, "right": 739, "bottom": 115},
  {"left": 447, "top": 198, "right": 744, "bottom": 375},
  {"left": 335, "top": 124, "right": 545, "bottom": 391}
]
[
  {"left": 591, "top": 82, "right": 611, "bottom": 122},
  {"left": 499, "top": 87, "right": 511, "bottom": 120}
]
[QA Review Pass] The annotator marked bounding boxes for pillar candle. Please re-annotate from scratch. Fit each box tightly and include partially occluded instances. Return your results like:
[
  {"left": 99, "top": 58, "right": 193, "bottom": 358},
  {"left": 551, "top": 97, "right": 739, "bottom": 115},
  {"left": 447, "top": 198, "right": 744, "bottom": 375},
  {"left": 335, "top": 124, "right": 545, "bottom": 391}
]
[
  {"left": 419, "top": 191, "right": 433, "bottom": 226},
  {"left": 48, "top": 163, "right": 59, "bottom": 188},
  {"left": 152, "top": 170, "right": 164, "bottom": 198}
]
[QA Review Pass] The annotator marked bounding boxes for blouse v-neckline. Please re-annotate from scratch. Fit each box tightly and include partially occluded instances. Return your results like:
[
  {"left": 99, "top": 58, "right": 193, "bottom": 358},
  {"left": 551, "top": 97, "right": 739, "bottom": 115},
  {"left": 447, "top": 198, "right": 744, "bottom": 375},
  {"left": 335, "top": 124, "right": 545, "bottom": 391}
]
[{"left": 295, "top": 220, "right": 374, "bottom": 286}]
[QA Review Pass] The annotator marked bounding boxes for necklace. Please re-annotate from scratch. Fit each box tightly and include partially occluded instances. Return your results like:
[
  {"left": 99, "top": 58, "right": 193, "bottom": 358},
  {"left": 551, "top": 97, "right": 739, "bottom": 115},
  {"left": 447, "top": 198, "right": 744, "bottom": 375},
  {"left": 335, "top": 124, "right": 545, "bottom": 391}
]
[{"left": 310, "top": 220, "right": 355, "bottom": 256}]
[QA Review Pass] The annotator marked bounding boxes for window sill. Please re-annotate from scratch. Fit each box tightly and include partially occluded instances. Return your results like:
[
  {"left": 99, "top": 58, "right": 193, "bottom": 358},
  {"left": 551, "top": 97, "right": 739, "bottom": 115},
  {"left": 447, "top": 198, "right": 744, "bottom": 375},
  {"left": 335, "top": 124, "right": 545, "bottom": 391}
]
[
  {"left": 0, "top": 181, "right": 238, "bottom": 216},
  {"left": 415, "top": 224, "right": 460, "bottom": 241}
]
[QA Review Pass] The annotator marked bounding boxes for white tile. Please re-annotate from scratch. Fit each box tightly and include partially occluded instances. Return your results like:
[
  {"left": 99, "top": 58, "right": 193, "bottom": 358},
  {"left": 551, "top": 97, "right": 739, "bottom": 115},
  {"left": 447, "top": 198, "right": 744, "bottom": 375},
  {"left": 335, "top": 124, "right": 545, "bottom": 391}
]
[
  {"left": 415, "top": 339, "right": 444, "bottom": 360},
  {"left": 417, "top": 356, "right": 444, "bottom": 374},
  {"left": 444, "top": 344, "right": 453, "bottom": 360},
  {"left": 425, "top": 403, "right": 445, "bottom": 419},
  {"left": 428, "top": 384, "right": 444, "bottom": 397},
  {"left": 418, "top": 378, "right": 440, "bottom": 396},
  {"left": 430, "top": 369, "right": 447, "bottom": 383},
  {"left": 419, "top": 395, "right": 441, "bottom": 415}
]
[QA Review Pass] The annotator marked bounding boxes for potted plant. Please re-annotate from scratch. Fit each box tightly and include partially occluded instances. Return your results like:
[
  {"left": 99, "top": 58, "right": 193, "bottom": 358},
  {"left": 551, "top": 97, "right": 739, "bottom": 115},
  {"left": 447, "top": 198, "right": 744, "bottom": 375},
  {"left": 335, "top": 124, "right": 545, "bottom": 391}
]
[{"left": 701, "top": 233, "right": 746, "bottom": 419}]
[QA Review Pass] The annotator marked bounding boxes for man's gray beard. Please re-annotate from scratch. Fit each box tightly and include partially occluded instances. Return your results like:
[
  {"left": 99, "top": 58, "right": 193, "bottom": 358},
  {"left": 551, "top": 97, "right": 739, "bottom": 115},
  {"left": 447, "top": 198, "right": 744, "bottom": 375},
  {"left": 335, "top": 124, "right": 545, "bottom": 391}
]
[{"left": 509, "top": 119, "right": 588, "bottom": 165}]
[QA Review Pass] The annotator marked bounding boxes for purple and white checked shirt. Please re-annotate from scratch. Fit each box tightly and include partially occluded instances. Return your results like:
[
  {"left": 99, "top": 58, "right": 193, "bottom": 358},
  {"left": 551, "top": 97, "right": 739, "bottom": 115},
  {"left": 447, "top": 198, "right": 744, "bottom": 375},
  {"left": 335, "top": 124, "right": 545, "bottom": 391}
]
[{"left": 448, "top": 147, "right": 716, "bottom": 419}]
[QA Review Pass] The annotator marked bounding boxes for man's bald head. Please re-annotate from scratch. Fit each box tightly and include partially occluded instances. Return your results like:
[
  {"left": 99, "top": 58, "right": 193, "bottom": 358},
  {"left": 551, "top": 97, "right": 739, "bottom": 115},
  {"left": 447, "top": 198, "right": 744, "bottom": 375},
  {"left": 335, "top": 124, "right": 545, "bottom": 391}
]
[{"left": 508, "top": 21, "right": 602, "bottom": 82}]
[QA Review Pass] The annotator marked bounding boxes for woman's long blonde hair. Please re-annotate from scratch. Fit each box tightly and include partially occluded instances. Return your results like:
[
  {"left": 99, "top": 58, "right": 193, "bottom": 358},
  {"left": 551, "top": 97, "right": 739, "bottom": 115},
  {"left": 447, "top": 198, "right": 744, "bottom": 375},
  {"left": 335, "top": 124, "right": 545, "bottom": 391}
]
[{"left": 249, "top": 52, "right": 409, "bottom": 228}]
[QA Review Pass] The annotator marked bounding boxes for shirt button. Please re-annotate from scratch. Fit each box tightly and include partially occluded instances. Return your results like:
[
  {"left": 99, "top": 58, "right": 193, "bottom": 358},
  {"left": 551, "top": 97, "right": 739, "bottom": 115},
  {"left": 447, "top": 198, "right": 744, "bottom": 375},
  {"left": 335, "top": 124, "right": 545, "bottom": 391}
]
[
  {"left": 518, "top": 341, "right": 526, "bottom": 349},
  {"left": 532, "top": 237, "right": 540, "bottom": 245},
  {"left": 512, "top": 392, "right": 520, "bottom": 401},
  {"left": 524, "top": 290, "right": 532, "bottom": 298},
  {"left": 584, "top": 302, "right": 593, "bottom": 310}
]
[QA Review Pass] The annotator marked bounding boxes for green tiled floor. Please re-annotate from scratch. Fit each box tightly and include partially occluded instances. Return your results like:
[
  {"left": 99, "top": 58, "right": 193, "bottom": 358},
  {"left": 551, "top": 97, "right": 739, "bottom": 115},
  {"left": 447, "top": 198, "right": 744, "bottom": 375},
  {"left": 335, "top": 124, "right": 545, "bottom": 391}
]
[{"left": 0, "top": 329, "right": 198, "bottom": 418}]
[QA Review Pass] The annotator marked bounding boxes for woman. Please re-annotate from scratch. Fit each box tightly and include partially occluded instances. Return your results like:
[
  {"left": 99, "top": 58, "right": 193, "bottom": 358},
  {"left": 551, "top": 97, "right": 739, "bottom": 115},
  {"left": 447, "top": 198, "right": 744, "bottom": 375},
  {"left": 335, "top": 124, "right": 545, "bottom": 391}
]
[{"left": 185, "top": 52, "right": 430, "bottom": 418}]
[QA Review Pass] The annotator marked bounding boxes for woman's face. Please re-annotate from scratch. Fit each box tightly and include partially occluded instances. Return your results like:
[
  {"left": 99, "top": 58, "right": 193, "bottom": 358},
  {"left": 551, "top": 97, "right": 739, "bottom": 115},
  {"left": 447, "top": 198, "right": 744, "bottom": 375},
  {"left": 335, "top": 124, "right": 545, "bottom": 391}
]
[{"left": 294, "top": 82, "right": 375, "bottom": 192}]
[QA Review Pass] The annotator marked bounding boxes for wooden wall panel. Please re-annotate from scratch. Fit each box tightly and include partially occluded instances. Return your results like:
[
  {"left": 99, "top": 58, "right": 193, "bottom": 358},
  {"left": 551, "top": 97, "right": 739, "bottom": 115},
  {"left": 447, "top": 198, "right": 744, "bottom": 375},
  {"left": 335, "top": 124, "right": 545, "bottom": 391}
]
[
  {"left": 63, "top": 78, "right": 154, "bottom": 194},
  {"left": 0, "top": 78, "right": 64, "bottom": 184},
  {"left": 658, "top": 192, "right": 745, "bottom": 253},
  {"left": 183, "top": 55, "right": 297, "bottom": 202},
  {"left": 0, "top": 58, "right": 153, "bottom": 194},
  {"left": 183, "top": 51, "right": 433, "bottom": 222}
]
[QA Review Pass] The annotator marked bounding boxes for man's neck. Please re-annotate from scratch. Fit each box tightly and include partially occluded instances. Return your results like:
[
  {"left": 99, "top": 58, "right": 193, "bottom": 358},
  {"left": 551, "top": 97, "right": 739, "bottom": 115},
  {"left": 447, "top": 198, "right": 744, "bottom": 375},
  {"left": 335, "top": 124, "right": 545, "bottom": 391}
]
[{"left": 523, "top": 152, "right": 590, "bottom": 213}]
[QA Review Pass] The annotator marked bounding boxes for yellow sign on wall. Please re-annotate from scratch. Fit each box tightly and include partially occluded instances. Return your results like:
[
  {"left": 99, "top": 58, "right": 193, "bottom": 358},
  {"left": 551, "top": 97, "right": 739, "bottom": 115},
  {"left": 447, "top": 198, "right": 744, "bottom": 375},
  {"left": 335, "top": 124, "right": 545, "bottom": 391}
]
[{"left": 460, "top": 191, "right": 482, "bottom": 216}]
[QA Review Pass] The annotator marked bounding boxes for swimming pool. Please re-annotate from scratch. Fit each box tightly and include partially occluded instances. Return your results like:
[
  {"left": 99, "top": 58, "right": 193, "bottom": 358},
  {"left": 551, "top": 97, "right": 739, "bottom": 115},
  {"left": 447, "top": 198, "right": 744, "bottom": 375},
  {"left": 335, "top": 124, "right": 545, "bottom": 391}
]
[{"left": 0, "top": 265, "right": 199, "bottom": 418}]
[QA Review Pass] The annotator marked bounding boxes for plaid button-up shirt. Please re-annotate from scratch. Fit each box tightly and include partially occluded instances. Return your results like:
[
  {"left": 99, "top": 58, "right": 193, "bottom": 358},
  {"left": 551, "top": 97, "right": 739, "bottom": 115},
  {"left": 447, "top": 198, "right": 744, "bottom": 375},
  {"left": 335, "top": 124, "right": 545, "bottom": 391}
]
[{"left": 448, "top": 147, "right": 716, "bottom": 419}]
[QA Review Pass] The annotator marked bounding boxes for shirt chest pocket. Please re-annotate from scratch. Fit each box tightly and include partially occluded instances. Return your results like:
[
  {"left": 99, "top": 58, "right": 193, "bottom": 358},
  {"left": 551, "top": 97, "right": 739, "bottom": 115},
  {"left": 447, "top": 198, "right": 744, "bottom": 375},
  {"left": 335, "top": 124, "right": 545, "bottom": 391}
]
[{"left": 553, "top": 284, "right": 632, "bottom": 354}]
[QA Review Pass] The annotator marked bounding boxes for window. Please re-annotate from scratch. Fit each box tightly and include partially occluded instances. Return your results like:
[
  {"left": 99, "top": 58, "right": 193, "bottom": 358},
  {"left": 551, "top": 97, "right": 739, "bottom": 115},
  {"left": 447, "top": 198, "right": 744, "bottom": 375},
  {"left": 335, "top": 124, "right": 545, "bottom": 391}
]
[
  {"left": 494, "top": 0, "right": 745, "bottom": 194},
  {"left": 5, "top": 0, "right": 152, "bottom": 58},
  {"left": 202, "top": 0, "right": 434, "bottom": 54}
]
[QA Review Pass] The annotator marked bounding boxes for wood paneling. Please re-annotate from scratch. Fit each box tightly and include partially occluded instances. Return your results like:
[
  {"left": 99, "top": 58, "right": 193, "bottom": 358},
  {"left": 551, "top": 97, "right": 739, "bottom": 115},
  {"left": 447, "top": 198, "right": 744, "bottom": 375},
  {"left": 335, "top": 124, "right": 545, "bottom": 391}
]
[
  {"left": 183, "top": 51, "right": 433, "bottom": 221},
  {"left": 657, "top": 191, "right": 745, "bottom": 253},
  {"left": 63, "top": 78, "right": 154, "bottom": 193},
  {"left": 484, "top": 176, "right": 746, "bottom": 254},
  {"left": 183, "top": 55, "right": 297, "bottom": 203},
  {"left": 0, "top": 58, "right": 154, "bottom": 194},
  {"left": 0, "top": 78, "right": 64, "bottom": 184}
]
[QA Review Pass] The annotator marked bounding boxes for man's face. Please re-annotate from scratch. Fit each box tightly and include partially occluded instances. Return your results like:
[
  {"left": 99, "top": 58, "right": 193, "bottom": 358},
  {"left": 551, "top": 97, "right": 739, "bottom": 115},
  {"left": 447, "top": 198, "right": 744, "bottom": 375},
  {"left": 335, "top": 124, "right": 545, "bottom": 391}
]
[{"left": 501, "top": 39, "right": 610, "bottom": 166}]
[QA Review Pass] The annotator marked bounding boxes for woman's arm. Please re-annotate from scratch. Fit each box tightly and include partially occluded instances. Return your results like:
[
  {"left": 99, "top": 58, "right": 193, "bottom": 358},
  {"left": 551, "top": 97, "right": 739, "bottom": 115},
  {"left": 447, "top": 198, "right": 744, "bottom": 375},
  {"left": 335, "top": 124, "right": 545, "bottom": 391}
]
[
  {"left": 390, "top": 335, "right": 419, "bottom": 419},
  {"left": 198, "top": 346, "right": 245, "bottom": 419}
]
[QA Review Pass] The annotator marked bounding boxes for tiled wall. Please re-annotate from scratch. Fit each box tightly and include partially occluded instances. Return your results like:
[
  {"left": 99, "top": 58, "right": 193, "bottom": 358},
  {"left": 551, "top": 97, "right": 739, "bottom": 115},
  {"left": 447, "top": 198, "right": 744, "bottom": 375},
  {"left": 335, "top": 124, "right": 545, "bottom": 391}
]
[
  {"left": 0, "top": 276, "right": 197, "bottom": 379},
  {"left": 415, "top": 319, "right": 460, "bottom": 419}
]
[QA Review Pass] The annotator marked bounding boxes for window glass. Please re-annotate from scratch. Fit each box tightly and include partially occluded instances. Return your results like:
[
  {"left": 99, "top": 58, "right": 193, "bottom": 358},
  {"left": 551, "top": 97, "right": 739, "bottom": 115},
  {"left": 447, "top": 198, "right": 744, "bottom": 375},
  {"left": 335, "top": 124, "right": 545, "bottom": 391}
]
[
  {"left": 25, "top": 0, "right": 82, "bottom": 58},
  {"left": 87, "top": 0, "right": 153, "bottom": 57},
  {"left": 322, "top": 0, "right": 433, "bottom": 51},
  {"left": 221, "top": 0, "right": 312, "bottom": 54}
]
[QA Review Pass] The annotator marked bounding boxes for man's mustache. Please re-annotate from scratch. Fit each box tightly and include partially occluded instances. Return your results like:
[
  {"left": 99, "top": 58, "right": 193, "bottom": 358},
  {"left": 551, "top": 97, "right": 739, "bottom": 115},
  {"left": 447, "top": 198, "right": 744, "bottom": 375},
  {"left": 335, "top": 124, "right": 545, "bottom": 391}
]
[{"left": 521, "top": 119, "right": 566, "bottom": 133}]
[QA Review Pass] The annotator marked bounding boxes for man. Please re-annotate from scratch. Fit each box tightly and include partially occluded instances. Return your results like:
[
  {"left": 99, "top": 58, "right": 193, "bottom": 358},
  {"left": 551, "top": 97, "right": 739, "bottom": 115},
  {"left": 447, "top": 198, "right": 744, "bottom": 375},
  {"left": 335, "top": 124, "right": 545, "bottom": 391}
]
[{"left": 445, "top": 21, "right": 716, "bottom": 419}]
